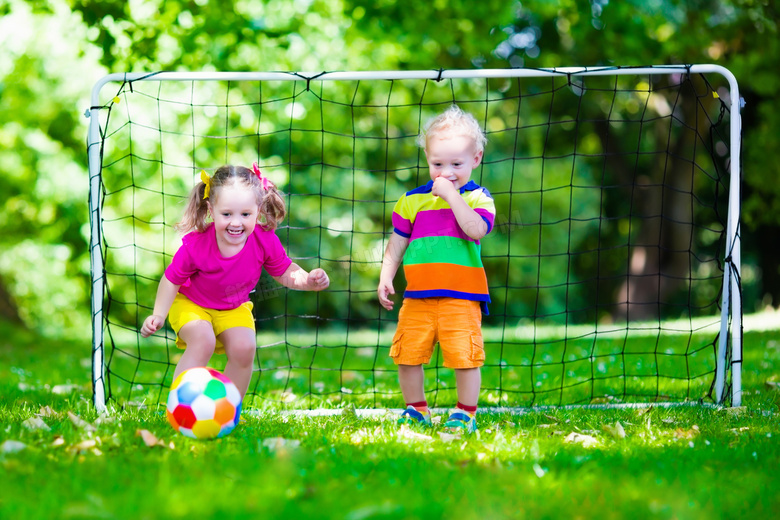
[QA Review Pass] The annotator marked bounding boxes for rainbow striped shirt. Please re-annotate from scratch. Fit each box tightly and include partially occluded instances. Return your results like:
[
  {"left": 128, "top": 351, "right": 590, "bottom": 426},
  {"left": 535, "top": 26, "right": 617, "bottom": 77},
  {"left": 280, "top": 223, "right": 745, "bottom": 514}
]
[{"left": 392, "top": 180, "right": 496, "bottom": 313}]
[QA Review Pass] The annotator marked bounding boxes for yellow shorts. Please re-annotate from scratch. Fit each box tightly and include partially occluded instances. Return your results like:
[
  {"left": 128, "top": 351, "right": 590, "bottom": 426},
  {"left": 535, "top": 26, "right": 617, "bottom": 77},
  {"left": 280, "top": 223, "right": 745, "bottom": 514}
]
[
  {"left": 168, "top": 293, "right": 255, "bottom": 354},
  {"left": 390, "top": 297, "right": 485, "bottom": 369}
]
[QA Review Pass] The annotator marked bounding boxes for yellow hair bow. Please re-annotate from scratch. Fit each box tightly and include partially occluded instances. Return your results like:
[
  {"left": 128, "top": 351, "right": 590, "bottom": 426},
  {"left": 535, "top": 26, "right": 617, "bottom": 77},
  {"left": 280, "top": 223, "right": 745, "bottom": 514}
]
[{"left": 200, "top": 170, "right": 211, "bottom": 200}]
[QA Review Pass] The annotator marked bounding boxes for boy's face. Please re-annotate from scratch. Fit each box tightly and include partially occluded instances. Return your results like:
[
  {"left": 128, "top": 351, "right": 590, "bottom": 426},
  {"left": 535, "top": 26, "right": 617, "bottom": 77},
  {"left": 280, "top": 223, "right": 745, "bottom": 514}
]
[{"left": 424, "top": 131, "right": 483, "bottom": 190}]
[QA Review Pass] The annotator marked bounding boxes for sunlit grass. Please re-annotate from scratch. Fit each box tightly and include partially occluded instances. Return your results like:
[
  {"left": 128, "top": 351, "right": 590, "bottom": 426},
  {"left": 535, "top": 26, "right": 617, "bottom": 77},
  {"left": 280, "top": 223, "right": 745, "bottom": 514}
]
[{"left": 1, "top": 316, "right": 779, "bottom": 518}]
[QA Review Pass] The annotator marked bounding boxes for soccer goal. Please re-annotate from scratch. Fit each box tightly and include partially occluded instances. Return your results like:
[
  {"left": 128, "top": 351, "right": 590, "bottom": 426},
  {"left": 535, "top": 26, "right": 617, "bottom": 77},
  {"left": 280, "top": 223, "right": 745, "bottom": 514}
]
[{"left": 86, "top": 65, "right": 743, "bottom": 414}]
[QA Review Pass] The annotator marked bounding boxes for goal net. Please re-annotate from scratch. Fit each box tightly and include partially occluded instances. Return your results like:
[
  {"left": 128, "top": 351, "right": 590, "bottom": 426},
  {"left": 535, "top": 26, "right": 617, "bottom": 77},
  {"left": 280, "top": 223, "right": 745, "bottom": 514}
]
[{"left": 86, "top": 66, "right": 742, "bottom": 413}]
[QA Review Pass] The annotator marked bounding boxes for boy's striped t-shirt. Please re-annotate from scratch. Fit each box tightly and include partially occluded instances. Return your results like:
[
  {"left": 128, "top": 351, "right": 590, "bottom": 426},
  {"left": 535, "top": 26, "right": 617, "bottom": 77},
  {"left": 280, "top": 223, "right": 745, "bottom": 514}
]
[{"left": 391, "top": 180, "right": 496, "bottom": 312}]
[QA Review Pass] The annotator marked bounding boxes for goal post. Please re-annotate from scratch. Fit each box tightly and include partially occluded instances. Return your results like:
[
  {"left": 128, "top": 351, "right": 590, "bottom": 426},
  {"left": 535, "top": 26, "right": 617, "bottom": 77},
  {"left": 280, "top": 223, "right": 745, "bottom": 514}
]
[{"left": 86, "top": 65, "right": 743, "bottom": 413}]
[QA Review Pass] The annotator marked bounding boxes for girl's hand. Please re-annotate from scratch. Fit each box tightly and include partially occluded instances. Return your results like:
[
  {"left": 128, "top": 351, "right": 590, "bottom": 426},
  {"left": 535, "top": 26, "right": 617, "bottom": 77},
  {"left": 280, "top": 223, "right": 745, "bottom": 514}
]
[
  {"left": 141, "top": 315, "right": 164, "bottom": 337},
  {"left": 307, "top": 268, "right": 330, "bottom": 290}
]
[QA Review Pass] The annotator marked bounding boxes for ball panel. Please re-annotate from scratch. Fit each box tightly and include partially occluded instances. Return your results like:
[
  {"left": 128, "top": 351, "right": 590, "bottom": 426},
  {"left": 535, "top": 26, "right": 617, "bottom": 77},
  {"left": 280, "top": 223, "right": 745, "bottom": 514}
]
[
  {"left": 225, "top": 383, "right": 241, "bottom": 406},
  {"left": 176, "top": 381, "right": 206, "bottom": 405},
  {"left": 166, "top": 409, "right": 179, "bottom": 430},
  {"left": 204, "top": 379, "right": 227, "bottom": 400},
  {"left": 172, "top": 404, "right": 197, "bottom": 429},
  {"left": 178, "top": 427, "right": 197, "bottom": 439},
  {"left": 191, "top": 419, "right": 221, "bottom": 439},
  {"left": 218, "top": 423, "right": 236, "bottom": 437},
  {"left": 190, "top": 394, "right": 217, "bottom": 421},
  {"left": 213, "top": 398, "right": 237, "bottom": 424}
]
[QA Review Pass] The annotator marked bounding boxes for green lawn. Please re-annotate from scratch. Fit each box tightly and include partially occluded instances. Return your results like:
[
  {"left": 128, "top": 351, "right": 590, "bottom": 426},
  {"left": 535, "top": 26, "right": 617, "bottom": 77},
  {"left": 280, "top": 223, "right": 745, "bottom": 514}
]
[{"left": 1, "top": 319, "right": 778, "bottom": 519}]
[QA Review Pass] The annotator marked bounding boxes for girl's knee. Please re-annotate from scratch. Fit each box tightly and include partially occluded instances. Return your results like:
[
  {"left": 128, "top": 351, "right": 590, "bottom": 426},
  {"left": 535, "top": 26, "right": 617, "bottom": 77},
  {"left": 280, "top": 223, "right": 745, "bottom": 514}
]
[{"left": 226, "top": 341, "right": 255, "bottom": 366}]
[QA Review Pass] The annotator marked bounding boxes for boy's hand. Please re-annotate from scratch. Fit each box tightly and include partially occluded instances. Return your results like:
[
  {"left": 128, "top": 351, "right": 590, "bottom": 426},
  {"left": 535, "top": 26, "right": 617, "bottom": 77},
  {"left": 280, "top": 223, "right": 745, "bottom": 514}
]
[
  {"left": 141, "top": 315, "right": 164, "bottom": 338},
  {"left": 377, "top": 280, "right": 396, "bottom": 311},
  {"left": 432, "top": 177, "right": 458, "bottom": 201},
  {"left": 307, "top": 268, "right": 330, "bottom": 290}
]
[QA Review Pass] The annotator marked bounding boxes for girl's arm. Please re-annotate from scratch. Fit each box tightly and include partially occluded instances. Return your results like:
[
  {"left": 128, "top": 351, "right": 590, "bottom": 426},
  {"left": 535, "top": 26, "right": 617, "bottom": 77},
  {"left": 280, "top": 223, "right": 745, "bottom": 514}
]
[
  {"left": 272, "top": 262, "right": 330, "bottom": 291},
  {"left": 377, "top": 232, "right": 409, "bottom": 311},
  {"left": 140, "top": 275, "right": 181, "bottom": 337}
]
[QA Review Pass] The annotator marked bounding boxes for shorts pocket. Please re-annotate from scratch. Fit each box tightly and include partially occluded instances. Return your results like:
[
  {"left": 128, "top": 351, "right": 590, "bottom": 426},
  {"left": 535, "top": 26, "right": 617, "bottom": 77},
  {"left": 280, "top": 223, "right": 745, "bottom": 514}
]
[
  {"left": 390, "top": 332, "right": 403, "bottom": 359},
  {"left": 470, "top": 334, "right": 485, "bottom": 363}
]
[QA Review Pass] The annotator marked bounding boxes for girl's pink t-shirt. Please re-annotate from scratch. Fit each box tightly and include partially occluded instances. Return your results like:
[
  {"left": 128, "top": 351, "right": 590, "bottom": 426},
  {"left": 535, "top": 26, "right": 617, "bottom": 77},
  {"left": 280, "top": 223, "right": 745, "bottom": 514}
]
[{"left": 164, "top": 224, "right": 293, "bottom": 310}]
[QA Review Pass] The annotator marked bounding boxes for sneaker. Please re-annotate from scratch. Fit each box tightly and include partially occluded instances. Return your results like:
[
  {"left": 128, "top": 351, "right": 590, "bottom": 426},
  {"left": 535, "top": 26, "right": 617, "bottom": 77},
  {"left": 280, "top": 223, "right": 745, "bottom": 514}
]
[
  {"left": 444, "top": 410, "right": 477, "bottom": 433},
  {"left": 397, "top": 405, "right": 432, "bottom": 426}
]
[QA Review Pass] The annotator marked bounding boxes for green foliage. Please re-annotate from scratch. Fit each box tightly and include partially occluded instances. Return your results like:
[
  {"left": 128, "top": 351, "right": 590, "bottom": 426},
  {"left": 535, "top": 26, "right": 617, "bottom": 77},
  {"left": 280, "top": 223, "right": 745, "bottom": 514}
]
[{"left": 1, "top": 0, "right": 780, "bottom": 334}]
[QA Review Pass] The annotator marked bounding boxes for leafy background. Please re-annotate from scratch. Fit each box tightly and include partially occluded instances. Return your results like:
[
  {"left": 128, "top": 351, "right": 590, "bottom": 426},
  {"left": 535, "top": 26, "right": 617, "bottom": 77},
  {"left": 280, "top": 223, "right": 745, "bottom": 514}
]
[{"left": 1, "top": 0, "right": 778, "bottom": 337}]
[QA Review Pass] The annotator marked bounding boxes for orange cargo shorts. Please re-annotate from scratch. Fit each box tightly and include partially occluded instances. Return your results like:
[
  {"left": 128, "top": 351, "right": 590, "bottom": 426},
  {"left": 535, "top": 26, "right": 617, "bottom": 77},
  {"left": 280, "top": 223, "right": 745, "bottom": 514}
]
[{"left": 390, "top": 297, "right": 485, "bottom": 369}]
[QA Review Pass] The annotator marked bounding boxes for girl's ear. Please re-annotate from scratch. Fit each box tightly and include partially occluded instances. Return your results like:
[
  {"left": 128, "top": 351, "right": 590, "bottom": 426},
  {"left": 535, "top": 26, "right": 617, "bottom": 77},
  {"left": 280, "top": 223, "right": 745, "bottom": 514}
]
[{"left": 206, "top": 201, "right": 213, "bottom": 219}]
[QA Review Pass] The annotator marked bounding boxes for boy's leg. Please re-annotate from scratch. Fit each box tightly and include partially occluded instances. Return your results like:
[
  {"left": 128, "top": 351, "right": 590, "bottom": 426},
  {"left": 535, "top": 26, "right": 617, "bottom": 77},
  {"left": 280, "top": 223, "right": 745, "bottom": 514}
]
[
  {"left": 219, "top": 326, "right": 256, "bottom": 398},
  {"left": 397, "top": 364, "right": 431, "bottom": 425},
  {"left": 445, "top": 367, "right": 481, "bottom": 433},
  {"left": 174, "top": 320, "right": 217, "bottom": 380},
  {"left": 398, "top": 364, "right": 425, "bottom": 403},
  {"left": 455, "top": 367, "right": 481, "bottom": 409}
]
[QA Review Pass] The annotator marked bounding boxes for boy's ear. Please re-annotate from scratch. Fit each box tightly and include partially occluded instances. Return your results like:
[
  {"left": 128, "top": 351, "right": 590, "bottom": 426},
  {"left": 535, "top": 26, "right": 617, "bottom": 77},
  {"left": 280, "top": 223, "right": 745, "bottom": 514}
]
[{"left": 473, "top": 149, "right": 484, "bottom": 168}]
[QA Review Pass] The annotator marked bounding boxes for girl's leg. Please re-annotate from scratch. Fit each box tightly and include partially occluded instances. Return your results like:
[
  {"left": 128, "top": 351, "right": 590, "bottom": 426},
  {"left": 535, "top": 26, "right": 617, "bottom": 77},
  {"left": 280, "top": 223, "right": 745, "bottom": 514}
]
[
  {"left": 398, "top": 364, "right": 426, "bottom": 404},
  {"left": 219, "top": 326, "right": 256, "bottom": 398},
  {"left": 174, "top": 320, "right": 217, "bottom": 380},
  {"left": 454, "top": 367, "right": 481, "bottom": 408}
]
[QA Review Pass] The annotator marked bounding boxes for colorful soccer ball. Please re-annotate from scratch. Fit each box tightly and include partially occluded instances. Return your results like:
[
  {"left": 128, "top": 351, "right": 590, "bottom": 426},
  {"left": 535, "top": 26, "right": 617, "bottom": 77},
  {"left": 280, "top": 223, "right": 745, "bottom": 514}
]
[{"left": 166, "top": 367, "right": 242, "bottom": 439}]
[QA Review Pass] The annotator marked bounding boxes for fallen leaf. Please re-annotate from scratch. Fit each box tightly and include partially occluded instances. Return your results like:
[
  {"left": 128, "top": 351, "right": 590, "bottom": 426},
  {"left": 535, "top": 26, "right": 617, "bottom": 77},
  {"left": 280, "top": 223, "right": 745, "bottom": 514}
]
[
  {"left": 673, "top": 425, "right": 700, "bottom": 439},
  {"left": 437, "top": 431, "right": 459, "bottom": 443},
  {"left": 1, "top": 440, "right": 26, "bottom": 454},
  {"left": 396, "top": 425, "right": 433, "bottom": 441},
  {"left": 136, "top": 429, "right": 166, "bottom": 447},
  {"left": 38, "top": 406, "right": 59, "bottom": 418},
  {"left": 564, "top": 432, "right": 599, "bottom": 447},
  {"left": 68, "top": 412, "right": 96, "bottom": 432},
  {"left": 603, "top": 421, "right": 626, "bottom": 439},
  {"left": 22, "top": 416, "right": 51, "bottom": 432}
]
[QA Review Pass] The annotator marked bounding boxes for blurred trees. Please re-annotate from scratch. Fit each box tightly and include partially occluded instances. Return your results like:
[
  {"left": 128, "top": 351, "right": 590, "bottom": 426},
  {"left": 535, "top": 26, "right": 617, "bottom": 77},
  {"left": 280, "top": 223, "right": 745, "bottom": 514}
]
[{"left": 0, "top": 0, "right": 778, "bottom": 335}]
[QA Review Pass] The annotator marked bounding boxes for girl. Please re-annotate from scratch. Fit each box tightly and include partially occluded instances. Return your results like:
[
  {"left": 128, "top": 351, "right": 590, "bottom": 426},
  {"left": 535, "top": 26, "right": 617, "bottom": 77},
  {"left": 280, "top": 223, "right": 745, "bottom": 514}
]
[{"left": 141, "top": 163, "right": 329, "bottom": 398}]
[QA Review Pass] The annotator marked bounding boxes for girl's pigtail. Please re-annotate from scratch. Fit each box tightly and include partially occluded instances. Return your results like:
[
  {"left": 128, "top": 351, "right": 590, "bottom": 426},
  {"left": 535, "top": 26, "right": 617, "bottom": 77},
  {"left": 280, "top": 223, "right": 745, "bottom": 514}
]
[
  {"left": 259, "top": 185, "right": 286, "bottom": 230},
  {"left": 175, "top": 179, "right": 212, "bottom": 233}
]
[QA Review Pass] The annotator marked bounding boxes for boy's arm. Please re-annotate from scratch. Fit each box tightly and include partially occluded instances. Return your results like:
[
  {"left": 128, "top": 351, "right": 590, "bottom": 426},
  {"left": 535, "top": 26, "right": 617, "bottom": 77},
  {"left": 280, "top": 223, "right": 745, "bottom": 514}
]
[
  {"left": 433, "top": 178, "right": 488, "bottom": 240},
  {"left": 272, "top": 262, "right": 330, "bottom": 291},
  {"left": 141, "top": 275, "right": 181, "bottom": 337},
  {"left": 377, "top": 232, "right": 409, "bottom": 311}
]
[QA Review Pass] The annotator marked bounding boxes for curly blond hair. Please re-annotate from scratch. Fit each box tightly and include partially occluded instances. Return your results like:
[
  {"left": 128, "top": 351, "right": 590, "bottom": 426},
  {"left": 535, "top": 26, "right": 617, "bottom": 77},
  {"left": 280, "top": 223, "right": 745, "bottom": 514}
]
[{"left": 416, "top": 104, "right": 487, "bottom": 153}]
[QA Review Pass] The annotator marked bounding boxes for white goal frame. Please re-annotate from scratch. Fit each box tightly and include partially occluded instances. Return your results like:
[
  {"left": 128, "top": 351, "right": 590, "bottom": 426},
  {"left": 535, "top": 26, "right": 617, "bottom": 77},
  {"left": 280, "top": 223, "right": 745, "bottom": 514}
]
[{"left": 86, "top": 65, "right": 743, "bottom": 413}]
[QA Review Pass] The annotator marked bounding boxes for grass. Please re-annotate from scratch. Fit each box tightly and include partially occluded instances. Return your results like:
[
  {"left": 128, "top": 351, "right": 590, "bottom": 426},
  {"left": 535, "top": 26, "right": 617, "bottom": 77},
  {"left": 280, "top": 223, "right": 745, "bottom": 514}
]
[{"left": 1, "top": 319, "right": 779, "bottom": 519}]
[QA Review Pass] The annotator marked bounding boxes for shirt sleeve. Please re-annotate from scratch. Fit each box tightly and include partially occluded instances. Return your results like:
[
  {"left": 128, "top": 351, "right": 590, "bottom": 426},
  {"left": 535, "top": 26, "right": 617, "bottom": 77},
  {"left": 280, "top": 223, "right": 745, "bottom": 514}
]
[
  {"left": 164, "top": 241, "right": 195, "bottom": 286},
  {"left": 391, "top": 195, "right": 412, "bottom": 238},
  {"left": 472, "top": 188, "right": 496, "bottom": 234},
  {"left": 261, "top": 230, "right": 294, "bottom": 277}
]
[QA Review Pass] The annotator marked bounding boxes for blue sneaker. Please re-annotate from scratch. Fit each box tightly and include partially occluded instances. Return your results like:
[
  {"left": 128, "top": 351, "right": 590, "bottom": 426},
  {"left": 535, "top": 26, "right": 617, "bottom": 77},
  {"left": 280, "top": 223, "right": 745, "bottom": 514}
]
[
  {"left": 398, "top": 405, "right": 432, "bottom": 426},
  {"left": 444, "top": 410, "right": 477, "bottom": 433}
]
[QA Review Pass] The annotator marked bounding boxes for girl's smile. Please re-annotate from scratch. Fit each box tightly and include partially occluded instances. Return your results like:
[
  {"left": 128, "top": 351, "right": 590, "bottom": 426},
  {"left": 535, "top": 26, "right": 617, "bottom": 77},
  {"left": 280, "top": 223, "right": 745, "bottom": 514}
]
[{"left": 208, "top": 186, "right": 260, "bottom": 256}]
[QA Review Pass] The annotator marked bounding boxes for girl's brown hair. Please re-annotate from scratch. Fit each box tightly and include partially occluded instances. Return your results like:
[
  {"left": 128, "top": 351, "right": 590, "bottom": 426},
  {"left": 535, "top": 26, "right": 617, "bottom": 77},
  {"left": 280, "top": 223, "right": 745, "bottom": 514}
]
[{"left": 175, "top": 164, "right": 286, "bottom": 234}]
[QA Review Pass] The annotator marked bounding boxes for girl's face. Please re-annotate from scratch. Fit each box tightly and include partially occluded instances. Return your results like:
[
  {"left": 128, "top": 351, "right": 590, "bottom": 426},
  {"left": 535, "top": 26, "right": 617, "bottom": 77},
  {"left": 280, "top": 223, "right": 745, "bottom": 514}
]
[
  {"left": 425, "top": 131, "right": 483, "bottom": 189},
  {"left": 208, "top": 186, "right": 259, "bottom": 253}
]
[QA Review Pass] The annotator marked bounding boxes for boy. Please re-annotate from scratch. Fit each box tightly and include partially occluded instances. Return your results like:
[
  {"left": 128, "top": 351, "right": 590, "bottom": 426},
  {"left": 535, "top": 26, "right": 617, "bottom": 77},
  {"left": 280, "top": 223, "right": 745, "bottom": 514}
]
[{"left": 377, "top": 104, "right": 495, "bottom": 432}]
